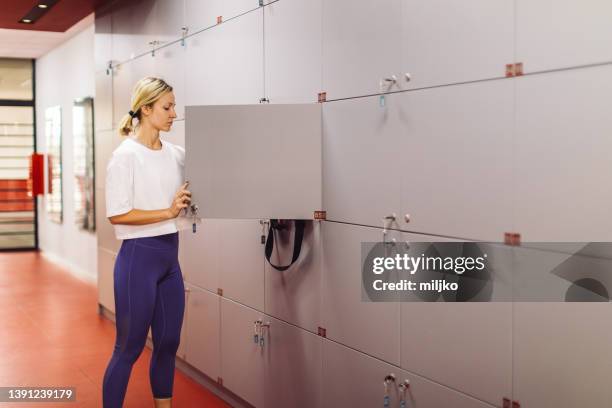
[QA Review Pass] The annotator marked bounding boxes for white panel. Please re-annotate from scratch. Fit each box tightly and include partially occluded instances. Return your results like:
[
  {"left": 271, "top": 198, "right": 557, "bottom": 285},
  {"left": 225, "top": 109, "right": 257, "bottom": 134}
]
[
  {"left": 399, "top": 79, "right": 513, "bottom": 241},
  {"left": 265, "top": 220, "right": 322, "bottom": 333},
  {"left": 514, "top": 303, "right": 612, "bottom": 407},
  {"left": 184, "top": 284, "right": 221, "bottom": 380},
  {"left": 95, "top": 70, "right": 113, "bottom": 131},
  {"left": 94, "top": 129, "right": 120, "bottom": 202},
  {"left": 322, "top": 93, "right": 402, "bottom": 228},
  {"left": 322, "top": 340, "right": 495, "bottom": 408},
  {"left": 322, "top": 0, "right": 401, "bottom": 99},
  {"left": 111, "top": 61, "right": 133, "bottom": 131},
  {"left": 515, "top": 66, "right": 612, "bottom": 241},
  {"left": 130, "top": 0, "right": 157, "bottom": 57},
  {"left": 94, "top": 9, "right": 113, "bottom": 72},
  {"left": 516, "top": 0, "right": 612, "bottom": 73},
  {"left": 402, "top": 0, "right": 513, "bottom": 88},
  {"left": 400, "top": 302, "right": 512, "bottom": 405},
  {"left": 111, "top": 1, "right": 135, "bottom": 62},
  {"left": 218, "top": 219, "right": 264, "bottom": 311},
  {"left": 155, "top": 0, "right": 185, "bottom": 44},
  {"left": 97, "top": 247, "right": 116, "bottom": 313},
  {"left": 220, "top": 298, "right": 264, "bottom": 407},
  {"left": 154, "top": 42, "right": 186, "bottom": 119},
  {"left": 264, "top": 0, "right": 322, "bottom": 104},
  {"left": 184, "top": 9, "right": 263, "bottom": 106},
  {"left": 185, "top": 0, "right": 258, "bottom": 33},
  {"left": 185, "top": 104, "right": 322, "bottom": 220},
  {"left": 96, "top": 189, "right": 120, "bottom": 254},
  {"left": 162, "top": 118, "right": 185, "bottom": 148},
  {"left": 178, "top": 220, "right": 221, "bottom": 290},
  {"left": 321, "top": 222, "right": 400, "bottom": 365},
  {"left": 263, "top": 315, "right": 322, "bottom": 408},
  {"left": 131, "top": 53, "right": 156, "bottom": 86}
]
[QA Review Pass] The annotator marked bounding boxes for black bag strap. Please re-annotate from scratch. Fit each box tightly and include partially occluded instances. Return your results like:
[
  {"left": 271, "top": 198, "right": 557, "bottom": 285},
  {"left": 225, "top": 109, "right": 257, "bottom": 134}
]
[{"left": 265, "top": 219, "right": 306, "bottom": 271}]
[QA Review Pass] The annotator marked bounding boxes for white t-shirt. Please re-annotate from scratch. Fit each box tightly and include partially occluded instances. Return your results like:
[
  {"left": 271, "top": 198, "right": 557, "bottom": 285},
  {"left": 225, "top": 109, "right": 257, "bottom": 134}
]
[{"left": 105, "top": 137, "right": 187, "bottom": 240}]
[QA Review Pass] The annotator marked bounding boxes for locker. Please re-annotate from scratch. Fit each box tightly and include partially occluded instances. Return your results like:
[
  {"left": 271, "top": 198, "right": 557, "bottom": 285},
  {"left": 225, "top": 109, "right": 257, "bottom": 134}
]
[
  {"left": 220, "top": 298, "right": 264, "bottom": 407},
  {"left": 514, "top": 65, "right": 612, "bottom": 241},
  {"left": 322, "top": 93, "right": 402, "bottom": 228},
  {"left": 322, "top": 0, "right": 402, "bottom": 100},
  {"left": 183, "top": 284, "right": 221, "bottom": 381},
  {"left": 218, "top": 219, "right": 265, "bottom": 312},
  {"left": 401, "top": 0, "right": 514, "bottom": 89},
  {"left": 162, "top": 118, "right": 185, "bottom": 148},
  {"left": 516, "top": 0, "right": 612, "bottom": 74},
  {"left": 185, "top": 0, "right": 259, "bottom": 33},
  {"left": 322, "top": 339, "right": 495, "bottom": 408},
  {"left": 110, "top": 1, "right": 136, "bottom": 63},
  {"left": 513, "top": 302, "right": 612, "bottom": 407},
  {"left": 130, "top": 53, "right": 156, "bottom": 89},
  {"left": 263, "top": 315, "right": 322, "bottom": 408},
  {"left": 129, "top": 0, "right": 158, "bottom": 58},
  {"left": 321, "top": 222, "right": 401, "bottom": 365},
  {"left": 153, "top": 41, "right": 186, "bottom": 119},
  {"left": 95, "top": 188, "right": 120, "bottom": 254},
  {"left": 154, "top": 0, "right": 185, "bottom": 45},
  {"left": 264, "top": 0, "right": 322, "bottom": 104},
  {"left": 185, "top": 103, "right": 322, "bottom": 220},
  {"left": 97, "top": 247, "right": 116, "bottom": 313},
  {"left": 111, "top": 61, "right": 133, "bottom": 131},
  {"left": 93, "top": 129, "right": 120, "bottom": 199},
  {"left": 94, "top": 70, "right": 113, "bottom": 132},
  {"left": 264, "top": 220, "right": 322, "bottom": 333},
  {"left": 398, "top": 79, "right": 514, "bottom": 242},
  {"left": 94, "top": 9, "right": 113, "bottom": 72},
  {"left": 184, "top": 9, "right": 264, "bottom": 107},
  {"left": 178, "top": 220, "right": 221, "bottom": 291}
]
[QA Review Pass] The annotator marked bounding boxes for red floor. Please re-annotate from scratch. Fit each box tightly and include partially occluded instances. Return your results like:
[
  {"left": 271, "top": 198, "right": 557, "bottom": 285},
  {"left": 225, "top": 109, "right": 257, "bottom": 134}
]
[{"left": 0, "top": 251, "right": 230, "bottom": 407}]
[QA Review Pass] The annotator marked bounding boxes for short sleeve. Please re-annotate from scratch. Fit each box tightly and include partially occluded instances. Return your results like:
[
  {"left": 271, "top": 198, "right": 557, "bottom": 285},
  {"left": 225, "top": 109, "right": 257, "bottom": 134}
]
[{"left": 105, "top": 152, "right": 134, "bottom": 217}]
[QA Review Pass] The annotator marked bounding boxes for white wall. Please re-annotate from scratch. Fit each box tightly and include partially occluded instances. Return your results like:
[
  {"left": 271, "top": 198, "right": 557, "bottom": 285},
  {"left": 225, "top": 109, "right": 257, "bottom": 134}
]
[{"left": 35, "top": 17, "right": 97, "bottom": 283}]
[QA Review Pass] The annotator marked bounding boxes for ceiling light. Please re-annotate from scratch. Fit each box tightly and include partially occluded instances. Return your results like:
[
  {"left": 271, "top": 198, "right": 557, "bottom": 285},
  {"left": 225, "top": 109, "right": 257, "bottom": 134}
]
[
  {"left": 21, "top": 19, "right": 32, "bottom": 23},
  {"left": 38, "top": 4, "right": 48, "bottom": 8}
]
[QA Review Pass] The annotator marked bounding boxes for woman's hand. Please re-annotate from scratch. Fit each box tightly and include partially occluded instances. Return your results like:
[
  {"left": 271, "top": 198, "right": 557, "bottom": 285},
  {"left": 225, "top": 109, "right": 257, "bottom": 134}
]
[{"left": 167, "top": 182, "right": 192, "bottom": 219}]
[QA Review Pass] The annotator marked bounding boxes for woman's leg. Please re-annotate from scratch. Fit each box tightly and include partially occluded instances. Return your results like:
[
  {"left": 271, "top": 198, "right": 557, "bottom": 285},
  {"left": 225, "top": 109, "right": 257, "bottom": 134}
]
[
  {"left": 150, "top": 260, "right": 185, "bottom": 401},
  {"left": 102, "top": 241, "right": 158, "bottom": 408}
]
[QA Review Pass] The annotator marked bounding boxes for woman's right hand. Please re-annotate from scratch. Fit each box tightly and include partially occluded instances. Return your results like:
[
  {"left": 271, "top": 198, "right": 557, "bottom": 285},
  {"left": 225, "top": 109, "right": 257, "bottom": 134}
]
[{"left": 167, "top": 182, "right": 192, "bottom": 219}]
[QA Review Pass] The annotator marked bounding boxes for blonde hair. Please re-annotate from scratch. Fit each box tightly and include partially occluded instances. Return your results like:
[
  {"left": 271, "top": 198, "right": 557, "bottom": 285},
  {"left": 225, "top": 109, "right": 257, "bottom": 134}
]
[{"left": 118, "top": 77, "right": 173, "bottom": 136}]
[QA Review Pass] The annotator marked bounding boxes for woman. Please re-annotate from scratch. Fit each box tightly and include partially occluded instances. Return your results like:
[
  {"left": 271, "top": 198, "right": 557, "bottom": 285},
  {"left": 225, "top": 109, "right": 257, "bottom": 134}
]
[{"left": 102, "top": 77, "right": 191, "bottom": 408}]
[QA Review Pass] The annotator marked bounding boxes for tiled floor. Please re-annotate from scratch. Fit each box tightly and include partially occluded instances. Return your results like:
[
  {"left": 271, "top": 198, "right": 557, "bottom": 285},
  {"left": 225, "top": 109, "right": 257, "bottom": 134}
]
[{"left": 0, "top": 251, "right": 230, "bottom": 407}]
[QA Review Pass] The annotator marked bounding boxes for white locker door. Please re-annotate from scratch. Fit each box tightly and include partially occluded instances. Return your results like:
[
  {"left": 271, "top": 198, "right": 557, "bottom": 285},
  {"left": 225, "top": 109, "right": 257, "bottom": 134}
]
[
  {"left": 95, "top": 70, "right": 113, "bottom": 132},
  {"left": 322, "top": 93, "right": 402, "bottom": 228},
  {"left": 183, "top": 284, "right": 221, "bottom": 381},
  {"left": 184, "top": 8, "right": 263, "bottom": 106},
  {"left": 95, "top": 189, "right": 120, "bottom": 254},
  {"left": 398, "top": 79, "right": 514, "bottom": 242},
  {"left": 516, "top": 0, "right": 612, "bottom": 74},
  {"left": 514, "top": 65, "right": 612, "bottom": 241},
  {"left": 263, "top": 315, "right": 322, "bottom": 408},
  {"left": 185, "top": 0, "right": 259, "bottom": 33},
  {"left": 218, "top": 219, "right": 265, "bottom": 312},
  {"left": 155, "top": 0, "right": 185, "bottom": 45},
  {"left": 321, "top": 222, "right": 401, "bottom": 365},
  {"left": 111, "top": 61, "right": 133, "bottom": 131},
  {"left": 111, "top": 1, "right": 136, "bottom": 63},
  {"left": 178, "top": 220, "right": 220, "bottom": 290},
  {"left": 264, "top": 220, "right": 322, "bottom": 333},
  {"left": 322, "top": 339, "right": 495, "bottom": 408},
  {"left": 94, "top": 9, "right": 112, "bottom": 72},
  {"left": 401, "top": 0, "right": 514, "bottom": 89},
  {"left": 131, "top": 53, "right": 156, "bottom": 89},
  {"left": 322, "top": 0, "right": 402, "bottom": 100},
  {"left": 154, "top": 41, "right": 187, "bottom": 120},
  {"left": 129, "top": 0, "right": 158, "bottom": 58},
  {"left": 163, "top": 118, "right": 185, "bottom": 148},
  {"left": 264, "top": 0, "right": 322, "bottom": 104},
  {"left": 97, "top": 247, "right": 116, "bottom": 313},
  {"left": 220, "top": 298, "right": 264, "bottom": 407}
]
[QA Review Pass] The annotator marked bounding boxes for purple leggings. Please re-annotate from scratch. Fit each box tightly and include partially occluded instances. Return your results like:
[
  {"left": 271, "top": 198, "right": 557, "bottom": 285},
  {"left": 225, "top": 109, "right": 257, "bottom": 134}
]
[{"left": 102, "top": 232, "right": 185, "bottom": 407}]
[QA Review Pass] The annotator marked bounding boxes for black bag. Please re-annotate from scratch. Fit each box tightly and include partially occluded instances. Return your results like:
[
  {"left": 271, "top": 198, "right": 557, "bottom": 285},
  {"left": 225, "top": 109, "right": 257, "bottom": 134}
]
[{"left": 264, "top": 219, "right": 306, "bottom": 271}]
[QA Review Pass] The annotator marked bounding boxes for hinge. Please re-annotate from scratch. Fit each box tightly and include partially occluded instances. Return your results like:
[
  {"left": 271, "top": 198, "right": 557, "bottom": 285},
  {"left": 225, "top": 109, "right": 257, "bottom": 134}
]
[
  {"left": 217, "top": 288, "right": 224, "bottom": 296},
  {"left": 314, "top": 210, "right": 327, "bottom": 220},
  {"left": 502, "top": 397, "right": 511, "bottom": 408},
  {"left": 216, "top": 15, "right": 223, "bottom": 24},
  {"left": 217, "top": 377, "right": 223, "bottom": 386},
  {"left": 505, "top": 62, "right": 524, "bottom": 78},
  {"left": 504, "top": 232, "right": 521, "bottom": 246},
  {"left": 317, "top": 326, "right": 327, "bottom": 338},
  {"left": 318, "top": 92, "right": 327, "bottom": 103}
]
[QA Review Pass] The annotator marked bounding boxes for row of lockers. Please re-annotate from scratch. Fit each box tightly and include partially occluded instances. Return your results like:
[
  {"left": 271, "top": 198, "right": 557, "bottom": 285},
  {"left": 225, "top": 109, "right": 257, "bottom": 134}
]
[{"left": 95, "top": 0, "right": 612, "bottom": 126}]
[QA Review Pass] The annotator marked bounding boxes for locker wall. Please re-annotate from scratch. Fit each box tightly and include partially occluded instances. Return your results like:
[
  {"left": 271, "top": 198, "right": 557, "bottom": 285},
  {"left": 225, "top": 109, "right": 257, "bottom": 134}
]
[{"left": 94, "top": 0, "right": 612, "bottom": 406}]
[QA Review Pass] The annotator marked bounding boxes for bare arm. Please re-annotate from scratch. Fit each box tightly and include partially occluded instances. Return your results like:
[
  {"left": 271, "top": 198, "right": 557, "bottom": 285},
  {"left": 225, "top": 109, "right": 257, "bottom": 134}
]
[{"left": 108, "top": 182, "right": 191, "bottom": 226}]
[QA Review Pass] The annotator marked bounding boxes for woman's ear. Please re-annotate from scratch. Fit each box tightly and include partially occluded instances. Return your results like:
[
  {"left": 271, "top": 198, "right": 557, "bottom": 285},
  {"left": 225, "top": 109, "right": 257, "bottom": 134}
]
[{"left": 140, "top": 104, "right": 152, "bottom": 116}]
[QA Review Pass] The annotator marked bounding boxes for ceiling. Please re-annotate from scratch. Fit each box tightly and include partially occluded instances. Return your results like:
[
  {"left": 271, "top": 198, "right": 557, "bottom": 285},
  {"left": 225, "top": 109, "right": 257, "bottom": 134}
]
[
  {"left": 0, "top": 0, "right": 112, "bottom": 59},
  {"left": 0, "top": 0, "right": 110, "bottom": 32}
]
